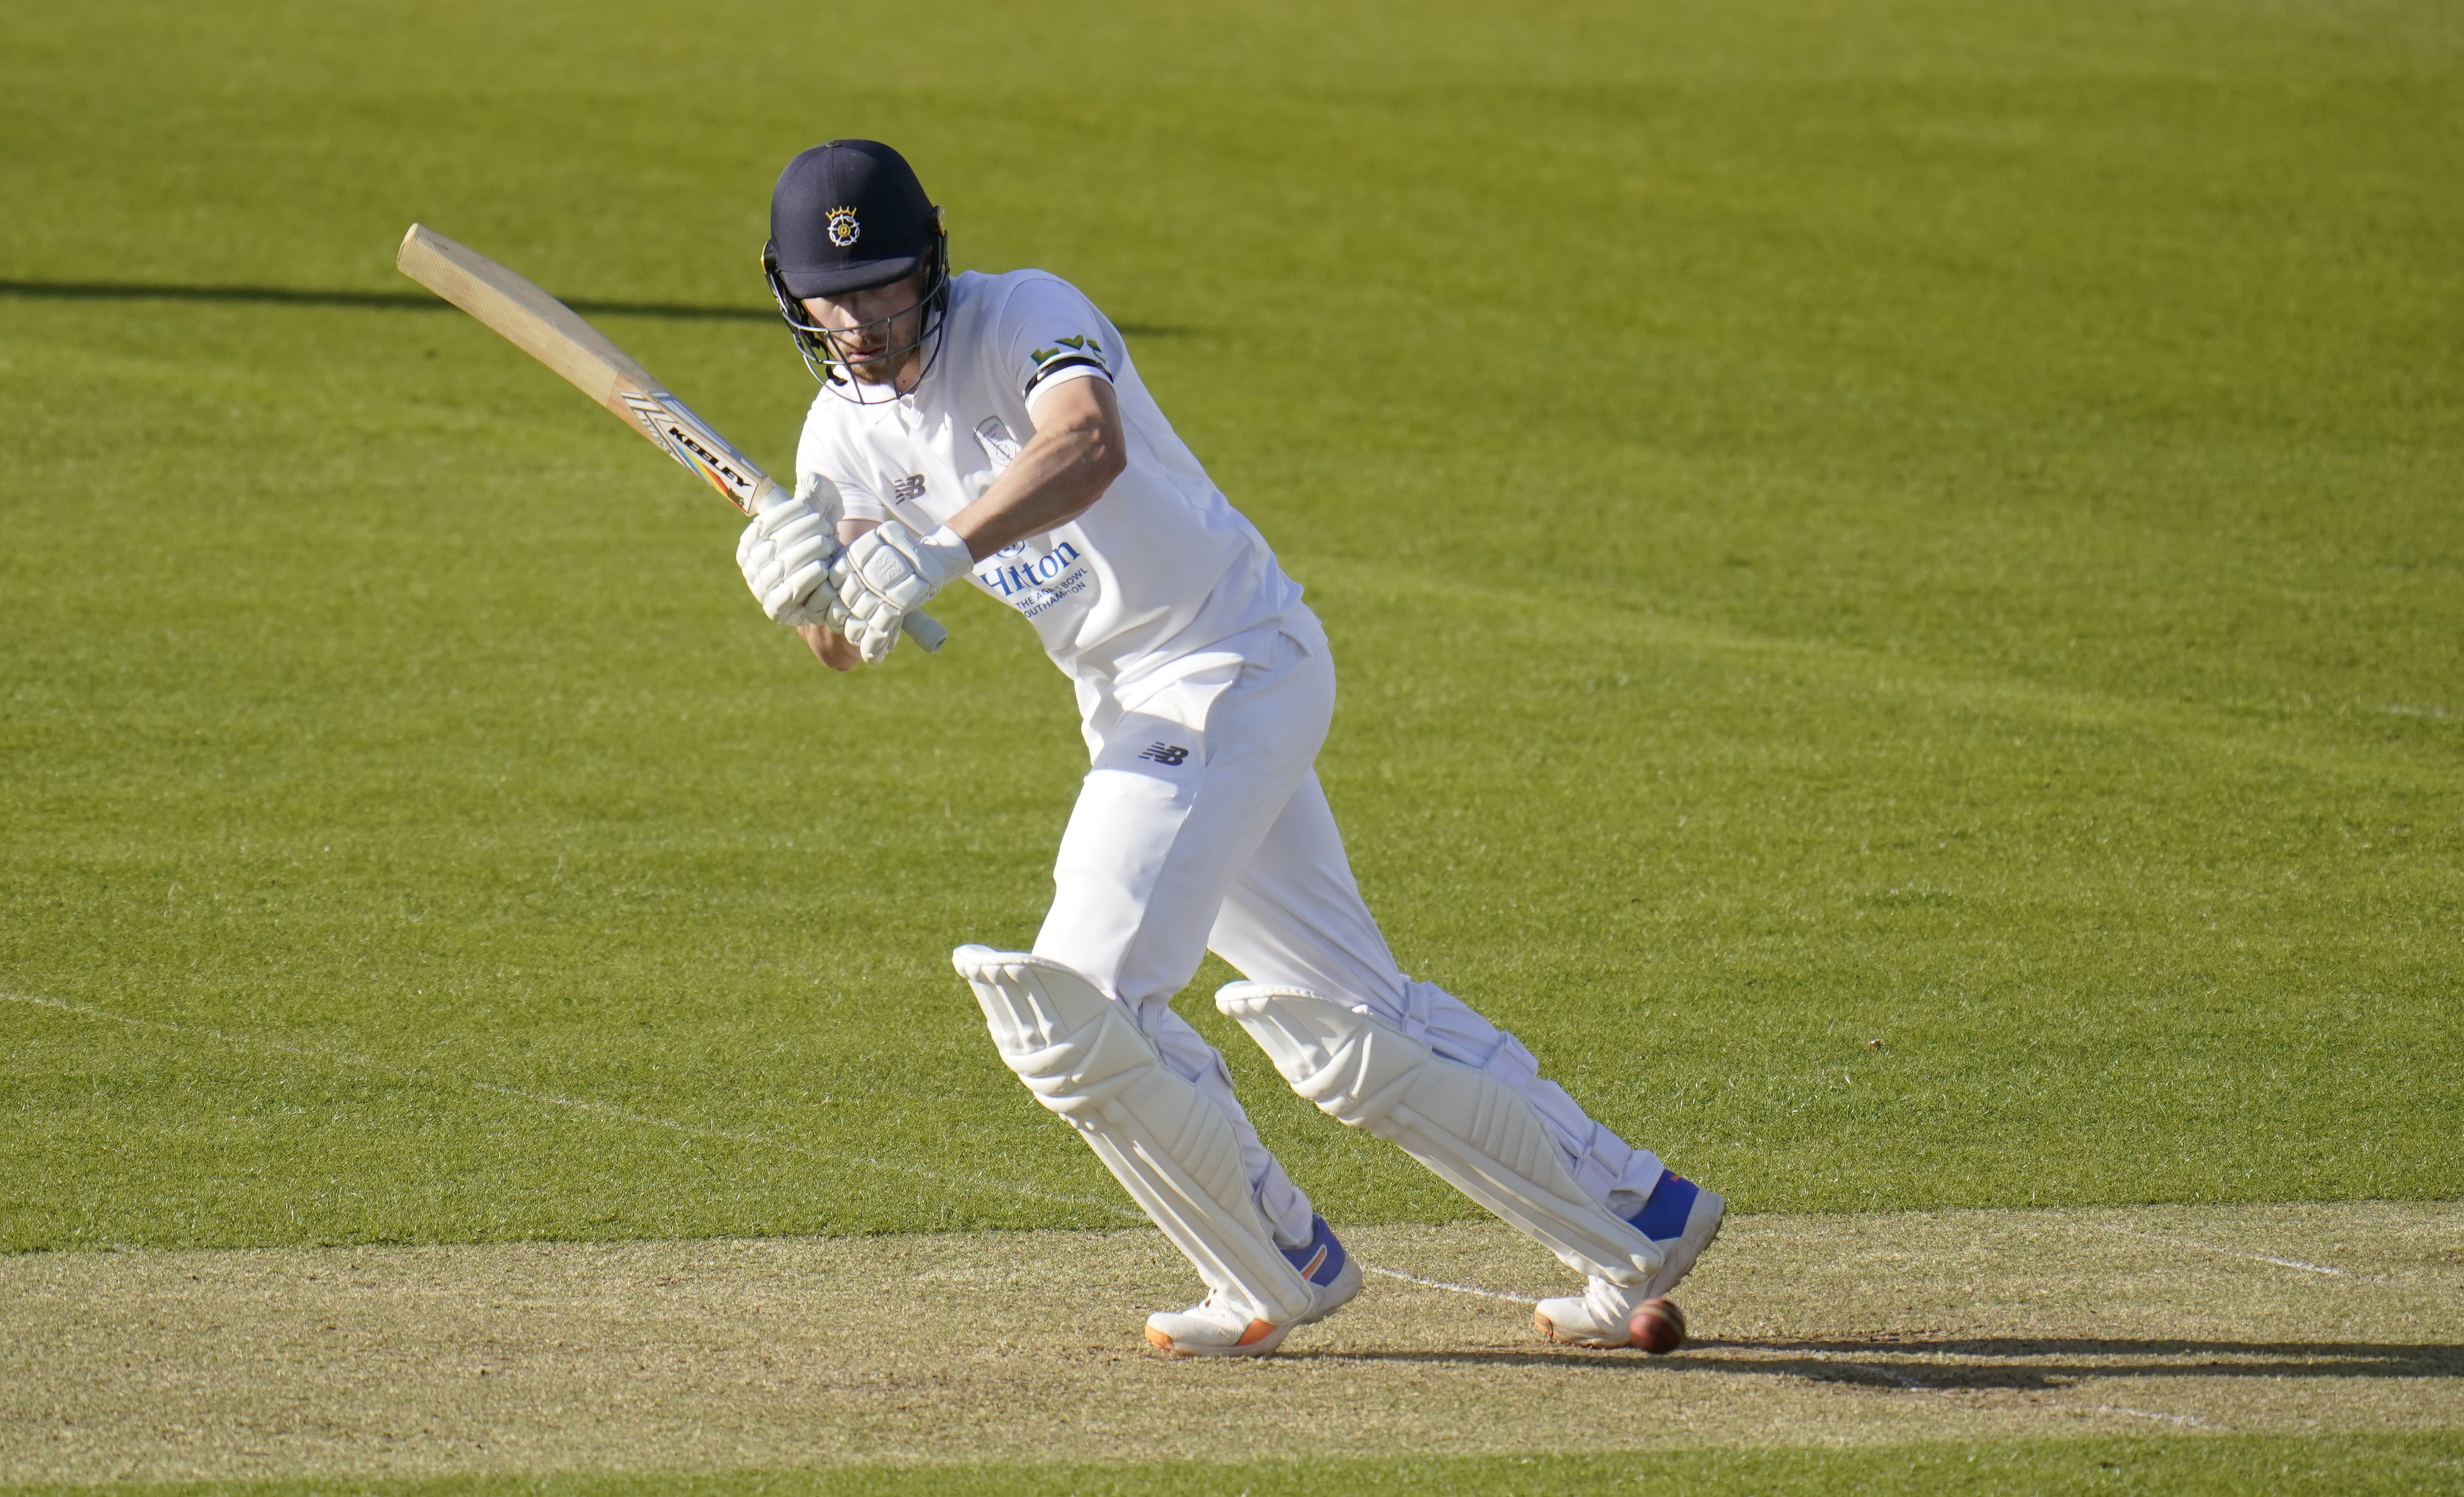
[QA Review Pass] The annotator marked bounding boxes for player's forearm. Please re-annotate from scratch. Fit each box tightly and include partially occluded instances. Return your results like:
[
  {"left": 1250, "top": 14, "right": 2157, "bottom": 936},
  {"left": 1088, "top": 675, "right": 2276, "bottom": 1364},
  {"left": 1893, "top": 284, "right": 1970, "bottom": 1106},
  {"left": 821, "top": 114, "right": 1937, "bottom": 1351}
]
[
  {"left": 797, "top": 621, "right": 861, "bottom": 671},
  {"left": 946, "top": 385, "right": 1125, "bottom": 559},
  {"left": 947, "top": 432, "right": 1120, "bottom": 557}
]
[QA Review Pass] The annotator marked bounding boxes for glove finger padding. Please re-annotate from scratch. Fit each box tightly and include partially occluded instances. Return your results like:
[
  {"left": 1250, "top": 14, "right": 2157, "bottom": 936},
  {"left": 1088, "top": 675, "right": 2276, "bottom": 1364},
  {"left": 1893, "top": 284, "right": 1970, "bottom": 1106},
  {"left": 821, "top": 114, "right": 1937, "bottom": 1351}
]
[
  {"left": 817, "top": 578, "right": 853, "bottom": 632},
  {"left": 737, "top": 489, "right": 849, "bottom": 626},
  {"left": 833, "top": 520, "right": 970, "bottom": 663},
  {"left": 738, "top": 524, "right": 795, "bottom": 620},
  {"left": 761, "top": 506, "right": 832, "bottom": 552},
  {"left": 844, "top": 592, "right": 902, "bottom": 666},
  {"left": 775, "top": 587, "right": 850, "bottom": 631},
  {"left": 777, "top": 533, "right": 838, "bottom": 581},
  {"left": 765, "top": 556, "right": 835, "bottom": 620}
]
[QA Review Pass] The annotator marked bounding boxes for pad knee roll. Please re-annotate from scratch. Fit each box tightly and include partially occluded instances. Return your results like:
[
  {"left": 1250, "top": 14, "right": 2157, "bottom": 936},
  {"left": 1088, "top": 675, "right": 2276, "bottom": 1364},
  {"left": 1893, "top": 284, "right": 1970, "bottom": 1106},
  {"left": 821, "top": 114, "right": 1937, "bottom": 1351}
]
[
  {"left": 1218, "top": 981, "right": 1662, "bottom": 1288},
  {"left": 954, "top": 946, "right": 1316, "bottom": 1324}
]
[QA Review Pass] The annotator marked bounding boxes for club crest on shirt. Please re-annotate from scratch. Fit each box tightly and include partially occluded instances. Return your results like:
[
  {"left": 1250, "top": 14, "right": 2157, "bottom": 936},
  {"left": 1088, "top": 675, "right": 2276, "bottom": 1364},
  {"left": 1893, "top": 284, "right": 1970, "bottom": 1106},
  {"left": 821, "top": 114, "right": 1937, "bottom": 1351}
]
[
  {"left": 826, "top": 206, "right": 861, "bottom": 248},
  {"left": 974, "top": 416, "right": 1021, "bottom": 470}
]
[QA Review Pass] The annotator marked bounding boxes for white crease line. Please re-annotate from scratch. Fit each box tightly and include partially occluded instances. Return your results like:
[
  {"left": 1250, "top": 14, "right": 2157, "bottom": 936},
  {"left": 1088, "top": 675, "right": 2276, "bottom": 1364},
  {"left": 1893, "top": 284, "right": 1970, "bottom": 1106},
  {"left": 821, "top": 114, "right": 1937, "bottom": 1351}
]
[
  {"left": 2, "top": 987, "right": 1143, "bottom": 1222},
  {"left": 2102, "top": 1225, "right": 2348, "bottom": 1277},
  {"left": 1363, "top": 1265, "right": 1539, "bottom": 1305},
  {"left": 1855, "top": 1363, "right": 1935, "bottom": 1391}
]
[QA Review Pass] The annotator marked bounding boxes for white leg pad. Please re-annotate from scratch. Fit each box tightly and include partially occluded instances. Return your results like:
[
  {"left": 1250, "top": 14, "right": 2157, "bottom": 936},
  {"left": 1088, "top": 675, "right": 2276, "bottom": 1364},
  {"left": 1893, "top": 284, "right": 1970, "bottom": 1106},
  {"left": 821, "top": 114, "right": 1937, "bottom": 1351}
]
[
  {"left": 954, "top": 946, "right": 1317, "bottom": 1325},
  {"left": 1219, "top": 982, "right": 1663, "bottom": 1288}
]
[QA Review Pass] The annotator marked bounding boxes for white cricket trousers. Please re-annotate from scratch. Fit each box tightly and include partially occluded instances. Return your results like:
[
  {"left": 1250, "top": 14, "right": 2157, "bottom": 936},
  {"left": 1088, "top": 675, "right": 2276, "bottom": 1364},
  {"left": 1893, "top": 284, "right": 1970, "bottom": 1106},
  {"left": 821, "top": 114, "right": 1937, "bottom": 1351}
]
[{"left": 1032, "top": 620, "right": 1665, "bottom": 1250}]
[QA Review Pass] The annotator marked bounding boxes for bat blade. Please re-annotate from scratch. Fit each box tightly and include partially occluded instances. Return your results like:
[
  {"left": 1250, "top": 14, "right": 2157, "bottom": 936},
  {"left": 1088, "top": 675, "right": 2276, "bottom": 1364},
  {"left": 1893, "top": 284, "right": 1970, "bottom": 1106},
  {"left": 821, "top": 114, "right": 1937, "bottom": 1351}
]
[
  {"left": 396, "top": 223, "right": 945, "bottom": 652},
  {"left": 396, "top": 223, "right": 773, "bottom": 513}
]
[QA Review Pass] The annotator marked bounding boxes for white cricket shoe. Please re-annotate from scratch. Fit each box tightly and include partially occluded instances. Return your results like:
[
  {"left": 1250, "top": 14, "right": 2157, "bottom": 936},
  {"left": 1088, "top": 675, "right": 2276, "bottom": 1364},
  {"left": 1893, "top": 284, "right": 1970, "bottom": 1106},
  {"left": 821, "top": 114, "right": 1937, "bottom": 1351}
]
[
  {"left": 1144, "top": 1294, "right": 1292, "bottom": 1357},
  {"left": 1534, "top": 1171, "right": 1725, "bottom": 1348},
  {"left": 1533, "top": 1275, "right": 1658, "bottom": 1348},
  {"left": 1145, "top": 1215, "right": 1362, "bottom": 1357}
]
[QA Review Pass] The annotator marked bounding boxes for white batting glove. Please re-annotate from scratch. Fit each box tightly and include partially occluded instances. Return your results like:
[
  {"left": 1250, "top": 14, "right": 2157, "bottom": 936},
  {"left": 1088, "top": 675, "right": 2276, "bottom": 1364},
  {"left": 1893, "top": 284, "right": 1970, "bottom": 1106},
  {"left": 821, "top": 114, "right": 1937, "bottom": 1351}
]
[
  {"left": 836, "top": 519, "right": 972, "bottom": 665},
  {"left": 735, "top": 480, "right": 847, "bottom": 630}
]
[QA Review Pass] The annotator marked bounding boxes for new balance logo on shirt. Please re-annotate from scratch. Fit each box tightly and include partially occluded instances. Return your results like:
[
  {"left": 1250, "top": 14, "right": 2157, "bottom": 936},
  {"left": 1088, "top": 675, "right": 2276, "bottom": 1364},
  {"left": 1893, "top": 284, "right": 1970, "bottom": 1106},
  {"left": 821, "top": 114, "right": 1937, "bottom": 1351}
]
[
  {"left": 1138, "top": 743, "right": 1190, "bottom": 766},
  {"left": 794, "top": 268, "right": 1296, "bottom": 684}
]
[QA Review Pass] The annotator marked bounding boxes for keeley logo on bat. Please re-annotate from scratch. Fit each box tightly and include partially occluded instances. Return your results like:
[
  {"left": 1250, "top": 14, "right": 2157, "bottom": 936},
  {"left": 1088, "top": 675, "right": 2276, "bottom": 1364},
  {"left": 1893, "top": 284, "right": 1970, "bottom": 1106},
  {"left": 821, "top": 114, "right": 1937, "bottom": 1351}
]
[{"left": 621, "top": 391, "right": 762, "bottom": 510}]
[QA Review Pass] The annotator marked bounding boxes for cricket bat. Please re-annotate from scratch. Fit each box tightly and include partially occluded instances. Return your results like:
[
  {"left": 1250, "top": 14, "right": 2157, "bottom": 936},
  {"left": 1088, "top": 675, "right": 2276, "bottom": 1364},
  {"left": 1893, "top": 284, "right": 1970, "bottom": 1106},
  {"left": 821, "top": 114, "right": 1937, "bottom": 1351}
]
[{"left": 395, "top": 223, "right": 945, "bottom": 652}]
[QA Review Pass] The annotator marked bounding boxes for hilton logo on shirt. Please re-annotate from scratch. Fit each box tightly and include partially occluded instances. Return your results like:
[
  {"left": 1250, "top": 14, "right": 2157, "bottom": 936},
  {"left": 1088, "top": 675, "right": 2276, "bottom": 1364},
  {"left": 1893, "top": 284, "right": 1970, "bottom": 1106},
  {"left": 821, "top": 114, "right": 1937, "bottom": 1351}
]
[{"left": 974, "top": 540, "right": 1090, "bottom": 620}]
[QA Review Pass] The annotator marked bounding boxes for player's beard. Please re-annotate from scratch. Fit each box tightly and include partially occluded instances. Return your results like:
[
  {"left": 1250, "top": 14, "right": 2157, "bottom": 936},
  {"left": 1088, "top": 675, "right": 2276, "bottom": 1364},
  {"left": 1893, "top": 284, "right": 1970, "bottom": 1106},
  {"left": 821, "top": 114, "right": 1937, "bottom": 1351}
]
[{"left": 827, "top": 304, "right": 925, "bottom": 390}]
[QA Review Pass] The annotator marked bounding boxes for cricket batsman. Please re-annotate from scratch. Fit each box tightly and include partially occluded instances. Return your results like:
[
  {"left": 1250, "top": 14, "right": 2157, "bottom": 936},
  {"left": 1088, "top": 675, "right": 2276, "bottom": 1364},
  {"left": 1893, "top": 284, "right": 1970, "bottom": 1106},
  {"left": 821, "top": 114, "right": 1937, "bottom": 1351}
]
[{"left": 735, "top": 140, "right": 1724, "bottom": 1355}]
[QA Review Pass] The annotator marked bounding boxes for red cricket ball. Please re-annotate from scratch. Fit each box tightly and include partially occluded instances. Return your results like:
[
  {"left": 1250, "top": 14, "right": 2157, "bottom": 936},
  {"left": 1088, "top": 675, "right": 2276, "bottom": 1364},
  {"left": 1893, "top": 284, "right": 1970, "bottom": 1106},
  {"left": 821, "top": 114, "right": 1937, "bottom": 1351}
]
[{"left": 1627, "top": 1296, "right": 1687, "bottom": 1354}]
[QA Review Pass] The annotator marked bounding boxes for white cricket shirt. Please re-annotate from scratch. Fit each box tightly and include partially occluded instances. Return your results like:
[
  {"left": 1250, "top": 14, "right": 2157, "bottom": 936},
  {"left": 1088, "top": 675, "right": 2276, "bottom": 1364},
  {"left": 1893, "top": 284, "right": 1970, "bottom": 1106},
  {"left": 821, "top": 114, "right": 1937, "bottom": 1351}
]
[{"left": 793, "top": 270, "right": 1313, "bottom": 699}]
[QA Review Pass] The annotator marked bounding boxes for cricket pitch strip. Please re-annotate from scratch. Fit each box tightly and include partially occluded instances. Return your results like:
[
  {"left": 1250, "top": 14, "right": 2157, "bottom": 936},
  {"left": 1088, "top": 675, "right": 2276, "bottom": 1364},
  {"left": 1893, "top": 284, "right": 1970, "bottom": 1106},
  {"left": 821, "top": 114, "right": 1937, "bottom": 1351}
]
[{"left": 3, "top": 1202, "right": 2457, "bottom": 1485}]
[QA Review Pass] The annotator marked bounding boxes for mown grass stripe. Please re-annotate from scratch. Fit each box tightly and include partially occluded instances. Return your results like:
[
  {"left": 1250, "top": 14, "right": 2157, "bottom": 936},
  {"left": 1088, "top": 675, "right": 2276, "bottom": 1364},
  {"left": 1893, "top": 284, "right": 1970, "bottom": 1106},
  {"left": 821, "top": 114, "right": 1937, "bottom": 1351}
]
[{"left": 1, "top": 987, "right": 1143, "bottom": 1224}]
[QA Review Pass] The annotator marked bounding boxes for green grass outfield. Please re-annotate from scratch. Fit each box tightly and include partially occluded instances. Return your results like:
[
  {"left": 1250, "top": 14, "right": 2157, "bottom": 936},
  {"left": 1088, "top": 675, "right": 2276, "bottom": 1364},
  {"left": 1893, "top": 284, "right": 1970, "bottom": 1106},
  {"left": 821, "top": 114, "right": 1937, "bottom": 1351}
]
[
  {"left": 2, "top": 0, "right": 2458, "bottom": 1488},
  {"left": 6, "top": 1435, "right": 2463, "bottom": 1497}
]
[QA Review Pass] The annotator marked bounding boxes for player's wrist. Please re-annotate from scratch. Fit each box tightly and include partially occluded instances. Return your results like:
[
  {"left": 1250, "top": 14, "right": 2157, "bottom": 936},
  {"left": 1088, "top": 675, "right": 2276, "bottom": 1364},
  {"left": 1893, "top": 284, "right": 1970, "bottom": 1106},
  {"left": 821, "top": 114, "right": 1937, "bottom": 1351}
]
[{"left": 914, "top": 524, "right": 974, "bottom": 590}]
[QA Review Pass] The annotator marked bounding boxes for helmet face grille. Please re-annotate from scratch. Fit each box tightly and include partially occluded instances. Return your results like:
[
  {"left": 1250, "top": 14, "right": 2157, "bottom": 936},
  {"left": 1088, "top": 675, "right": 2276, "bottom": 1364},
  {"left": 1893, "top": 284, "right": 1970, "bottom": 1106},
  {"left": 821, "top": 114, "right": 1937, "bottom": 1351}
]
[{"left": 764, "top": 219, "right": 950, "bottom": 404}]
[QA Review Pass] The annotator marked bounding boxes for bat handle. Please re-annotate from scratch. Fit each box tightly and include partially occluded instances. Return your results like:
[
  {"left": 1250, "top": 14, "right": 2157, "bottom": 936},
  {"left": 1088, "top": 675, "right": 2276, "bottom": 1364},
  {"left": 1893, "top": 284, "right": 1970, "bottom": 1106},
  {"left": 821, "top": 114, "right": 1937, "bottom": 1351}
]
[{"left": 901, "top": 612, "right": 949, "bottom": 653}]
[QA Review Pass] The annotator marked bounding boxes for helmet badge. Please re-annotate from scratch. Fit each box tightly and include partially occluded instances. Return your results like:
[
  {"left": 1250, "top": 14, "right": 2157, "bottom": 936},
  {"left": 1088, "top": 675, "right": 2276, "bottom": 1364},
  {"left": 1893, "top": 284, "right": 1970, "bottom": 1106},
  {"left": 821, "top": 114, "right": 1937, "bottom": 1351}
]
[{"left": 825, "top": 207, "right": 861, "bottom": 248}]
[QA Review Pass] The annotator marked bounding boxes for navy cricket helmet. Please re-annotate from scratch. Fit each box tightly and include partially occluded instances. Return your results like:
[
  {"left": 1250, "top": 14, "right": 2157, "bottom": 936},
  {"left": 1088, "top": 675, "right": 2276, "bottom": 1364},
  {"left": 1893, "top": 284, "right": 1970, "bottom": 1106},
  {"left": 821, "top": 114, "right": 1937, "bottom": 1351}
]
[{"left": 762, "top": 140, "right": 951, "bottom": 396}]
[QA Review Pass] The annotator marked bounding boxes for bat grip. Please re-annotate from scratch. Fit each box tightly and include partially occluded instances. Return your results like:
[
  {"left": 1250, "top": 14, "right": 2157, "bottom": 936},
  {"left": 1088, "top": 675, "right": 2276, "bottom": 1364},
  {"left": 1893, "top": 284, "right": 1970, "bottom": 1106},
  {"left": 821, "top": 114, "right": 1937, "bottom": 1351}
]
[{"left": 901, "top": 612, "right": 949, "bottom": 653}]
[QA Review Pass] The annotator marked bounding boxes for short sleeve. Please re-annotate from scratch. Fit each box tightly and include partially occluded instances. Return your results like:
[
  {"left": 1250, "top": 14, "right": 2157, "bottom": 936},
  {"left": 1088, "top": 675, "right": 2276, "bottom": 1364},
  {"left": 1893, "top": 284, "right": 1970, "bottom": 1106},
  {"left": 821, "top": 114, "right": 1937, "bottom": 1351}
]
[
  {"left": 793, "top": 408, "right": 889, "bottom": 521},
  {"left": 814, "top": 472, "right": 887, "bottom": 523},
  {"left": 991, "top": 275, "right": 1118, "bottom": 413}
]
